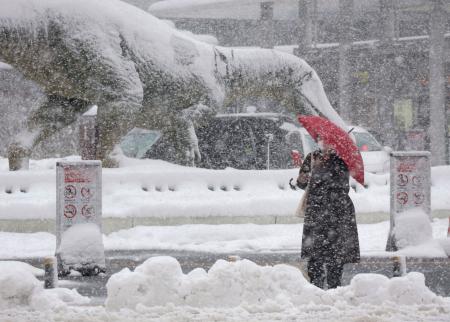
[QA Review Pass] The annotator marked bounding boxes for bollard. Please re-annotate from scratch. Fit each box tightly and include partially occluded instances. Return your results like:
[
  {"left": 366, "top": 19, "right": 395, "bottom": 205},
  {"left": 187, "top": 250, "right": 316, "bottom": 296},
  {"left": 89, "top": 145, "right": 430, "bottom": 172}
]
[
  {"left": 448, "top": 217, "right": 450, "bottom": 237},
  {"left": 227, "top": 255, "right": 241, "bottom": 262},
  {"left": 392, "top": 255, "right": 406, "bottom": 277},
  {"left": 44, "top": 256, "right": 58, "bottom": 289},
  {"left": 7, "top": 143, "right": 30, "bottom": 171},
  {"left": 79, "top": 105, "right": 98, "bottom": 160}
]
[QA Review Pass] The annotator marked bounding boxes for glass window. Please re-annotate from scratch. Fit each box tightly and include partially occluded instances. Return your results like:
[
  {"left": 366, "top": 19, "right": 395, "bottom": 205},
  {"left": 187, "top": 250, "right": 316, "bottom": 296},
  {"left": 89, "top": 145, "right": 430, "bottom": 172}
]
[
  {"left": 354, "top": 132, "right": 382, "bottom": 151},
  {"left": 304, "top": 134, "right": 319, "bottom": 154},
  {"left": 394, "top": 99, "right": 414, "bottom": 130},
  {"left": 286, "top": 131, "right": 303, "bottom": 154},
  {"left": 120, "top": 128, "right": 161, "bottom": 158}
]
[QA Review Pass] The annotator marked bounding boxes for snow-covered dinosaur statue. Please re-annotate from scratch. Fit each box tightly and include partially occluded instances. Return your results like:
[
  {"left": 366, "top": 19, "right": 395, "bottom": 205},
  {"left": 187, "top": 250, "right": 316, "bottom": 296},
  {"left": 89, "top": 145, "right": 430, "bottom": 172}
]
[{"left": 0, "top": 0, "right": 346, "bottom": 166}]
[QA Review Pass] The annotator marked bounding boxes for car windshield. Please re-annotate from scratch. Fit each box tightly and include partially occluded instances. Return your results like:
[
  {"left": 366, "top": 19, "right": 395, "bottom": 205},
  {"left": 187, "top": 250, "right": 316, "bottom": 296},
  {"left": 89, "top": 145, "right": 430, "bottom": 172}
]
[
  {"left": 353, "top": 132, "right": 382, "bottom": 151},
  {"left": 304, "top": 134, "right": 318, "bottom": 153},
  {"left": 120, "top": 128, "right": 161, "bottom": 158}
]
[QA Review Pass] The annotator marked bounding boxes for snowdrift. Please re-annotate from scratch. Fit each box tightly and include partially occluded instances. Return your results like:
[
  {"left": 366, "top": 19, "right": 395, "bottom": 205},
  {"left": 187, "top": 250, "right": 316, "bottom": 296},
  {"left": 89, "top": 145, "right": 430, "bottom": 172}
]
[
  {"left": 106, "top": 256, "right": 450, "bottom": 311},
  {"left": 0, "top": 261, "right": 89, "bottom": 310}
]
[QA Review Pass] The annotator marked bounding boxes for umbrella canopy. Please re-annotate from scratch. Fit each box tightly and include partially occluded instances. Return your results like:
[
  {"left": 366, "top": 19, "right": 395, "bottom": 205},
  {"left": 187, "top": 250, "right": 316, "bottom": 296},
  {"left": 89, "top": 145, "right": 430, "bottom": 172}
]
[{"left": 298, "top": 115, "right": 364, "bottom": 185}]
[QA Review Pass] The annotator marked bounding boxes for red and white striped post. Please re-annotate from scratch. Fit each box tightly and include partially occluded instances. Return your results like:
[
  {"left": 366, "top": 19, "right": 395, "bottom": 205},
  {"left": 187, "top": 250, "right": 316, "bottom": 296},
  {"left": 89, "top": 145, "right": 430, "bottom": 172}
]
[{"left": 447, "top": 217, "right": 450, "bottom": 237}]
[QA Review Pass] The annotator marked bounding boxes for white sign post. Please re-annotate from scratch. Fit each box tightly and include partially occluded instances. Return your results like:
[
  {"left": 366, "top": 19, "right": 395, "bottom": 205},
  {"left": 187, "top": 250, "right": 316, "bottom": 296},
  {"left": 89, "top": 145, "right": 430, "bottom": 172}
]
[
  {"left": 386, "top": 151, "right": 431, "bottom": 251},
  {"left": 56, "top": 161, "right": 105, "bottom": 275}
]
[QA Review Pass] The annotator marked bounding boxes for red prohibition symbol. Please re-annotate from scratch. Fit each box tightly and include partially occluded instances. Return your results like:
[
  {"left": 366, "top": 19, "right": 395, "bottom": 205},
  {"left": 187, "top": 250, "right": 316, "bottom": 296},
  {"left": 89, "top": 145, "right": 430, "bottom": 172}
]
[
  {"left": 64, "top": 185, "right": 76, "bottom": 199},
  {"left": 396, "top": 192, "right": 408, "bottom": 205},
  {"left": 412, "top": 176, "right": 423, "bottom": 187},
  {"left": 64, "top": 204, "right": 77, "bottom": 218},
  {"left": 81, "top": 187, "right": 93, "bottom": 198},
  {"left": 414, "top": 192, "right": 425, "bottom": 205},
  {"left": 82, "top": 205, "right": 94, "bottom": 218},
  {"left": 397, "top": 174, "right": 409, "bottom": 187}
]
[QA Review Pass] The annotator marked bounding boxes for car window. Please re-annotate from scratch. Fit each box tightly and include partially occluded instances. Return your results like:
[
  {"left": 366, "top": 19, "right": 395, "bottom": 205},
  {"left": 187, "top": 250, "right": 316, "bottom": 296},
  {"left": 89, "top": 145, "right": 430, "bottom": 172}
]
[
  {"left": 286, "top": 131, "right": 303, "bottom": 154},
  {"left": 204, "top": 118, "right": 257, "bottom": 169},
  {"left": 354, "top": 132, "right": 382, "bottom": 151},
  {"left": 120, "top": 128, "right": 161, "bottom": 158},
  {"left": 248, "top": 118, "right": 287, "bottom": 169},
  {"left": 304, "top": 134, "right": 318, "bottom": 154}
]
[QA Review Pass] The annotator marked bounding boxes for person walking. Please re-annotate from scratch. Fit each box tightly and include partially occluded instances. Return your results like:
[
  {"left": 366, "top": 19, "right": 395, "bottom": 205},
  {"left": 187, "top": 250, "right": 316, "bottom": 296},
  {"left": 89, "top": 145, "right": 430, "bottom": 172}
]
[{"left": 295, "top": 138, "right": 360, "bottom": 289}]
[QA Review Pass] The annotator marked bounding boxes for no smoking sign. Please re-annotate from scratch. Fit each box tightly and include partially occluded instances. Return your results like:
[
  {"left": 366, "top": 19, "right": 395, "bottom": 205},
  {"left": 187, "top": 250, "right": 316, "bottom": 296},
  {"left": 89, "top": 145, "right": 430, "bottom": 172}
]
[
  {"left": 57, "top": 161, "right": 102, "bottom": 229},
  {"left": 64, "top": 204, "right": 77, "bottom": 218}
]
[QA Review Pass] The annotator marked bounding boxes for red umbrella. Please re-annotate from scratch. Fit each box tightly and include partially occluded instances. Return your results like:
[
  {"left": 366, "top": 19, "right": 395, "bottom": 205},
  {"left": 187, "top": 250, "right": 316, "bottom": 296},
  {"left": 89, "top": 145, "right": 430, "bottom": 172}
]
[{"left": 298, "top": 115, "right": 364, "bottom": 185}]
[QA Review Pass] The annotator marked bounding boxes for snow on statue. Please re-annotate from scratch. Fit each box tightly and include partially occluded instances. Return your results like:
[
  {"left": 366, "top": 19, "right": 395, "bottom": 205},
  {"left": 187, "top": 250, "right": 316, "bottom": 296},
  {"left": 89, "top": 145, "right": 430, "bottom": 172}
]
[{"left": 0, "top": 0, "right": 346, "bottom": 166}]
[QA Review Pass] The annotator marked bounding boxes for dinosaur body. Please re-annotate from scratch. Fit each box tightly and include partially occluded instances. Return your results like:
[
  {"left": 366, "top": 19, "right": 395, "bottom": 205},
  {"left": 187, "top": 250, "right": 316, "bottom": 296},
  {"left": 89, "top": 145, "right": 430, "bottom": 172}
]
[{"left": 0, "top": 0, "right": 346, "bottom": 166}]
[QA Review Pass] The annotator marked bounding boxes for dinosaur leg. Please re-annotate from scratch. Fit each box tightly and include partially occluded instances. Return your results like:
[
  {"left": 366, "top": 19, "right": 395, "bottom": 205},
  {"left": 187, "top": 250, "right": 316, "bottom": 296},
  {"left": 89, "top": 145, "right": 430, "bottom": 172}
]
[
  {"left": 95, "top": 102, "right": 139, "bottom": 167},
  {"left": 28, "top": 95, "right": 90, "bottom": 146}
]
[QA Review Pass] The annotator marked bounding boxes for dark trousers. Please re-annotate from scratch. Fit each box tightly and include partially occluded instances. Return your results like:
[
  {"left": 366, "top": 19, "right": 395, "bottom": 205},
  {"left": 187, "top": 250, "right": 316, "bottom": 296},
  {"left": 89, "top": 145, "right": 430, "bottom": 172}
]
[{"left": 307, "top": 258, "right": 344, "bottom": 289}]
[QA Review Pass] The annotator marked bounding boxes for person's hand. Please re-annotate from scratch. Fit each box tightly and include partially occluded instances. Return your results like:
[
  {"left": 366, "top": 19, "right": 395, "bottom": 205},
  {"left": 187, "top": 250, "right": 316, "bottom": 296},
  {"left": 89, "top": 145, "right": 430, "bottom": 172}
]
[
  {"left": 289, "top": 178, "right": 297, "bottom": 190},
  {"left": 297, "top": 172, "right": 309, "bottom": 185}
]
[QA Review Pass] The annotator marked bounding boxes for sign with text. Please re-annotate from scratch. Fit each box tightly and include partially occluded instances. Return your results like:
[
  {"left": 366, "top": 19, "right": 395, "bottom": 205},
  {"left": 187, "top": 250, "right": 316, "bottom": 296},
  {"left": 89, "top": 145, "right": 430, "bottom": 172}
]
[
  {"left": 56, "top": 161, "right": 104, "bottom": 275},
  {"left": 386, "top": 151, "right": 431, "bottom": 251}
]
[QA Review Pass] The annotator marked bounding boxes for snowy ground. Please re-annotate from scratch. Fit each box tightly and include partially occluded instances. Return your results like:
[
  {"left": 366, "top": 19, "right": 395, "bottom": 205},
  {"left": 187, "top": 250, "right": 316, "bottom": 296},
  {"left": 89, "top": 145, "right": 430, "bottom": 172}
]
[
  {"left": 0, "top": 219, "right": 449, "bottom": 259},
  {"left": 1, "top": 155, "right": 450, "bottom": 221},
  {"left": 1, "top": 156, "right": 450, "bottom": 320}
]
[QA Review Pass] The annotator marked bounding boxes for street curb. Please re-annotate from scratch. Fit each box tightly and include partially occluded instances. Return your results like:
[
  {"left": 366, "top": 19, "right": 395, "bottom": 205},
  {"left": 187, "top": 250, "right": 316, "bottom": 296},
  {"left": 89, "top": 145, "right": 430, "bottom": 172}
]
[{"left": 0, "top": 210, "right": 448, "bottom": 233}]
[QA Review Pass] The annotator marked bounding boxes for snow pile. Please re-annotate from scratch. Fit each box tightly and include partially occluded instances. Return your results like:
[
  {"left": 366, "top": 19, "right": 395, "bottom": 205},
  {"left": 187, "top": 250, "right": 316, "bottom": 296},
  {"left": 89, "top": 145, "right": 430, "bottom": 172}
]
[
  {"left": 0, "top": 232, "right": 55, "bottom": 259},
  {"left": 334, "top": 272, "right": 442, "bottom": 306},
  {"left": 0, "top": 261, "right": 89, "bottom": 310},
  {"left": 150, "top": 0, "right": 236, "bottom": 11},
  {"left": 161, "top": 19, "right": 218, "bottom": 45},
  {"left": 0, "top": 61, "right": 12, "bottom": 69},
  {"left": 0, "top": 262, "right": 41, "bottom": 309},
  {"left": 394, "top": 208, "right": 432, "bottom": 248},
  {"left": 106, "top": 256, "right": 323, "bottom": 310},
  {"left": 393, "top": 208, "right": 446, "bottom": 257},
  {"left": 57, "top": 223, "right": 105, "bottom": 270},
  {"left": 106, "top": 256, "right": 449, "bottom": 311},
  {"left": 0, "top": 260, "right": 43, "bottom": 277}
]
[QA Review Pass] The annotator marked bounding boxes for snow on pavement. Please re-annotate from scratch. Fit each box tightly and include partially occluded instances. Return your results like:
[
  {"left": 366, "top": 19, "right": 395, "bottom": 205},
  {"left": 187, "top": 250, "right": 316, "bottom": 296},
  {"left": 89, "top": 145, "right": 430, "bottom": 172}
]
[{"left": 0, "top": 219, "right": 448, "bottom": 259}]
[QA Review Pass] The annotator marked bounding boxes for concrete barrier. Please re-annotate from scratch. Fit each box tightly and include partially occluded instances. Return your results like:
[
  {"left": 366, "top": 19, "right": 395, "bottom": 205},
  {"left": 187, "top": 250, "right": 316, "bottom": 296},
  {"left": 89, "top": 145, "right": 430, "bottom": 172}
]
[{"left": 0, "top": 210, "right": 448, "bottom": 233}]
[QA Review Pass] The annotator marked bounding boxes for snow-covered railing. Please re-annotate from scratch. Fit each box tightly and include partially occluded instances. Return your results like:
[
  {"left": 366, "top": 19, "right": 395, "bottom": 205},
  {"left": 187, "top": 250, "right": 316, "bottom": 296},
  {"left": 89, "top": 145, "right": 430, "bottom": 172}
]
[{"left": 0, "top": 157, "right": 449, "bottom": 222}]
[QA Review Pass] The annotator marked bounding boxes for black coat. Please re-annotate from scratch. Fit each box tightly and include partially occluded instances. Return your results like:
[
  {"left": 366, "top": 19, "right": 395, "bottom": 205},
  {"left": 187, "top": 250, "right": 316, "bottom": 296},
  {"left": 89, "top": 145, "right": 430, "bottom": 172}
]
[{"left": 297, "top": 151, "right": 360, "bottom": 264}]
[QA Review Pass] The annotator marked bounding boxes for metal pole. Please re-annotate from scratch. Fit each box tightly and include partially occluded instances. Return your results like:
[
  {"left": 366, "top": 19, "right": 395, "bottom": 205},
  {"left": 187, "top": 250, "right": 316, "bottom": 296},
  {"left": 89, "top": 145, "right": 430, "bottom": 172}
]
[
  {"left": 429, "top": 0, "right": 446, "bottom": 166},
  {"left": 44, "top": 256, "right": 58, "bottom": 288},
  {"left": 338, "top": 0, "right": 353, "bottom": 122},
  {"left": 79, "top": 105, "right": 99, "bottom": 160},
  {"left": 266, "top": 134, "right": 273, "bottom": 170},
  {"left": 376, "top": 0, "right": 396, "bottom": 147},
  {"left": 298, "top": 0, "right": 312, "bottom": 55},
  {"left": 392, "top": 255, "right": 406, "bottom": 277},
  {"left": 260, "top": 2, "right": 275, "bottom": 48}
]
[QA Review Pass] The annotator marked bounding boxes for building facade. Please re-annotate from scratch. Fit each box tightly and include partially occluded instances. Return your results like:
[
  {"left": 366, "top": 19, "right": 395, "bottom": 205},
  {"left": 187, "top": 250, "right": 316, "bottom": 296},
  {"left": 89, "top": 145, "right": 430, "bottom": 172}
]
[{"left": 150, "top": 0, "right": 450, "bottom": 162}]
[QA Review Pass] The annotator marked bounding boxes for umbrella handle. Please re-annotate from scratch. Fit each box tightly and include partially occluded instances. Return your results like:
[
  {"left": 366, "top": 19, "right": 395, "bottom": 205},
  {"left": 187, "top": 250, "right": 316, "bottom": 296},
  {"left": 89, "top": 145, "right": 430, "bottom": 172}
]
[{"left": 289, "top": 178, "right": 297, "bottom": 190}]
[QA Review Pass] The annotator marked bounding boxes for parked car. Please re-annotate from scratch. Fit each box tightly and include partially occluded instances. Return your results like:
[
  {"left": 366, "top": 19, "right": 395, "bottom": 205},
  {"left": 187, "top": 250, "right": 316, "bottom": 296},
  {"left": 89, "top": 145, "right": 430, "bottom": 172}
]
[
  {"left": 350, "top": 126, "right": 391, "bottom": 173},
  {"left": 195, "top": 113, "right": 306, "bottom": 170},
  {"left": 299, "top": 125, "right": 391, "bottom": 173},
  {"left": 119, "top": 114, "right": 390, "bottom": 173}
]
